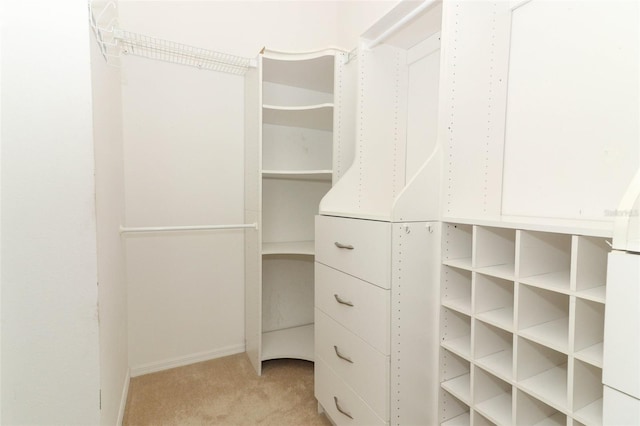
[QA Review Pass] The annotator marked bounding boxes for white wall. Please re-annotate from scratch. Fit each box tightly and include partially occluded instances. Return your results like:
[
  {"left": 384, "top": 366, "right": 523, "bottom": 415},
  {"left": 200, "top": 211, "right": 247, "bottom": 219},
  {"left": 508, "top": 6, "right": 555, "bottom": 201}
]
[
  {"left": 118, "top": 0, "right": 396, "bottom": 373},
  {"left": 89, "top": 2, "right": 130, "bottom": 423},
  {"left": 0, "top": 1, "right": 101, "bottom": 424}
]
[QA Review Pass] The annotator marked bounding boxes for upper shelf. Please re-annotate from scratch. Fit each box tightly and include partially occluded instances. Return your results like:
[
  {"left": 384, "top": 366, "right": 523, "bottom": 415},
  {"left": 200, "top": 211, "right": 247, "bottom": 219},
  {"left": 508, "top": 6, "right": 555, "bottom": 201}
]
[
  {"left": 262, "top": 104, "right": 333, "bottom": 131},
  {"left": 262, "top": 54, "right": 335, "bottom": 94}
]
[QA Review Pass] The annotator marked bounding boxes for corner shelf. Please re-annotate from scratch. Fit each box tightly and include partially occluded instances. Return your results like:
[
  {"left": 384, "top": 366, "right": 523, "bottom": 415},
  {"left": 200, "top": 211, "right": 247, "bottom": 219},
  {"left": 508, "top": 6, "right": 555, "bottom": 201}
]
[
  {"left": 262, "top": 241, "right": 315, "bottom": 256},
  {"left": 261, "top": 324, "right": 314, "bottom": 361},
  {"left": 262, "top": 104, "right": 334, "bottom": 131},
  {"left": 262, "top": 170, "right": 332, "bottom": 181}
]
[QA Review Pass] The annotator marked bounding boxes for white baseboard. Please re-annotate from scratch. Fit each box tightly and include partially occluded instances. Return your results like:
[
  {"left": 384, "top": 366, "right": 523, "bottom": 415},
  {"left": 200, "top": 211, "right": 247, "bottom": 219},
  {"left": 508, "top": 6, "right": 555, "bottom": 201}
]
[
  {"left": 117, "top": 369, "right": 131, "bottom": 426},
  {"left": 129, "top": 344, "right": 246, "bottom": 378}
]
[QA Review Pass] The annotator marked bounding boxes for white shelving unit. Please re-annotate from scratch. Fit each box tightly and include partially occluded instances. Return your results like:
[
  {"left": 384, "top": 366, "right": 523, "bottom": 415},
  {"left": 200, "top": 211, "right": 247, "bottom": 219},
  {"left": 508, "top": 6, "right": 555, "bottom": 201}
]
[
  {"left": 439, "top": 222, "right": 610, "bottom": 425},
  {"left": 244, "top": 49, "right": 348, "bottom": 375}
]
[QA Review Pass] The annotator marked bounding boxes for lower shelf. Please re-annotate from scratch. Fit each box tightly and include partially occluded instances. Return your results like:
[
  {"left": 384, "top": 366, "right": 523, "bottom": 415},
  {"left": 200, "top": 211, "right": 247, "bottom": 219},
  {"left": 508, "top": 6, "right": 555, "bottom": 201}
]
[
  {"left": 475, "top": 392, "right": 513, "bottom": 426},
  {"left": 573, "top": 398, "right": 602, "bottom": 426},
  {"left": 262, "top": 324, "right": 314, "bottom": 362},
  {"left": 441, "top": 412, "right": 470, "bottom": 426}
]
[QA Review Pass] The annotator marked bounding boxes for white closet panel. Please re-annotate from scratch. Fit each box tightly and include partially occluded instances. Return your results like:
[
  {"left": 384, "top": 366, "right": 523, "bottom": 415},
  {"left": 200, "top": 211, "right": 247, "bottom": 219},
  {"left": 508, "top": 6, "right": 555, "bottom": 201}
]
[{"left": 502, "top": 0, "right": 639, "bottom": 222}]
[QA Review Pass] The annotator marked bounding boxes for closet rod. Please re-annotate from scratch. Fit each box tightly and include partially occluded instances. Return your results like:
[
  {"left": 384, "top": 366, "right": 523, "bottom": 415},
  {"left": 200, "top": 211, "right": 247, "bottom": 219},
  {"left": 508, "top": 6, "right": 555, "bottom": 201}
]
[
  {"left": 120, "top": 223, "right": 258, "bottom": 234},
  {"left": 365, "top": 0, "right": 439, "bottom": 49}
]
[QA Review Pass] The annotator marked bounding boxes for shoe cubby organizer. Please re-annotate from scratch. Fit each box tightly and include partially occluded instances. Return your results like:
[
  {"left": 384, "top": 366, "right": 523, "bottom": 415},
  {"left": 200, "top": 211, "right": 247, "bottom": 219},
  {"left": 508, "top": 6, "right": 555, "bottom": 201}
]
[{"left": 440, "top": 223, "right": 610, "bottom": 425}]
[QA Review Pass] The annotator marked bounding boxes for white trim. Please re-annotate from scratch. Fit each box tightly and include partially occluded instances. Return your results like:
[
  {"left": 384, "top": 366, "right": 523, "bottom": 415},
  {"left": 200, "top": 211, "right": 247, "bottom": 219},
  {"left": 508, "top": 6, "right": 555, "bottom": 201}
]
[
  {"left": 117, "top": 369, "right": 131, "bottom": 426},
  {"left": 129, "top": 344, "right": 246, "bottom": 377}
]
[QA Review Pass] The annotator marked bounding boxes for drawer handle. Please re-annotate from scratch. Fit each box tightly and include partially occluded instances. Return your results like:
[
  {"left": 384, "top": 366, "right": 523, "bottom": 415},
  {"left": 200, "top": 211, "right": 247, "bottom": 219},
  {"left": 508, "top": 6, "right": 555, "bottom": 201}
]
[
  {"left": 334, "top": 294, "right": 354, "bottom": 307},
  {"left": 333, "top": 346, "right": 354, "bottom": 363},
  {"left": 334, "top": 396, "right": 354, "bottom": 420},
  {"left": 334, "top": 242, "right": 354, "bottom": 250}
]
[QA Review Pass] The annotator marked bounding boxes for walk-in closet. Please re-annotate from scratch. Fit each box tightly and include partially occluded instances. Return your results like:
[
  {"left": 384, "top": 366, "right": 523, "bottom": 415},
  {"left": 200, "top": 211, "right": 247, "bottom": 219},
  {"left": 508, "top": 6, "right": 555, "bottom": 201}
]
[{"left": 1, "top": 0, "right": 638, "bottom": 425}]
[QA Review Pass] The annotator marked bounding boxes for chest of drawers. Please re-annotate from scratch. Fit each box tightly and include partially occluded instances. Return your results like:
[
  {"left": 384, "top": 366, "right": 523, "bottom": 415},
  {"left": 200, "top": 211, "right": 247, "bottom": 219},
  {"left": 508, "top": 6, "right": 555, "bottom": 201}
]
[{"left": 314, "top": 215, "right": 441, "bottom": 425}]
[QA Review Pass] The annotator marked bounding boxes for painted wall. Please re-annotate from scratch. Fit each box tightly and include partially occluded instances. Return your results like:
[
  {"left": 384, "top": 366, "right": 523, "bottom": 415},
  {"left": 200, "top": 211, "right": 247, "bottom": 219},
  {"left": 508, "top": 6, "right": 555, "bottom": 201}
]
[
  {"left": 88, "top": 1, "right": 130, "bottom": 423},
  {"left": 118, "top": 1, "right": 397, "bottom": 373},
  {"left": 0, "top": 1, "right": 101, "bottom": 424}
]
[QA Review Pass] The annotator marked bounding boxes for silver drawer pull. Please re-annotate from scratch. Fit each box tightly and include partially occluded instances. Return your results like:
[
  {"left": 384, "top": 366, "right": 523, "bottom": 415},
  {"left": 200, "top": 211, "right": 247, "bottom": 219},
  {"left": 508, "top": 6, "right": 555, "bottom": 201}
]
[
  {"left": 334, "top": 294, "right": 354, "bottom": 307},
  {"left": 334, "top": 242, "right": 354, "bottom": 250},
  {"left": 334, "top": 396, "right": 354, "bottom": 420},
  {"left": 333, "top": 346, "right": 354, "bottom": 363}
]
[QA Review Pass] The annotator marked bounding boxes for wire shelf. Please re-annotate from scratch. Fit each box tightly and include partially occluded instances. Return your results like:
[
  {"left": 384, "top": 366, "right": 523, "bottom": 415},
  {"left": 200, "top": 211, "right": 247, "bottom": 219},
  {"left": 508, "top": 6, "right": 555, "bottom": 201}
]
[
  {"left": 115, "top": 30, "right": 253, "bottom": 75},
  {"left": 88, "top": 1, "right": 254, "bottom": 75}
]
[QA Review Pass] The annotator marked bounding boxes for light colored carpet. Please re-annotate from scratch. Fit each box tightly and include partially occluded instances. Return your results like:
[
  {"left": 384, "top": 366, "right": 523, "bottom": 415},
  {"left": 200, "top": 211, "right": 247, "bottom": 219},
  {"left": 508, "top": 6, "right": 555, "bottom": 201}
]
[{"left": 123, "top": 353, "right": 332, "bottom": 426}]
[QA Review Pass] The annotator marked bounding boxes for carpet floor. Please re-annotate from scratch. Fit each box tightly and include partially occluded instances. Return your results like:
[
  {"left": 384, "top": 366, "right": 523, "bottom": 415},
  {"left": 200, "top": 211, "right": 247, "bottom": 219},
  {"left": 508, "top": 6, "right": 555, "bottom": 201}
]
[{"left": 123, "top": 353, "right": 332, "bottom": 426}]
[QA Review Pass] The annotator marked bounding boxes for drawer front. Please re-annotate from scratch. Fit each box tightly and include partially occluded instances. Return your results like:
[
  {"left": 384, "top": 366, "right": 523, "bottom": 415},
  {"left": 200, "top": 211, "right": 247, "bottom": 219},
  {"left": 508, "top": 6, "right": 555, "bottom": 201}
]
[
  {"left": 315, "top": 358, "right": 388, "bottom": 426},
  {"left": 315, "top": 309, "right": 389, "bottom": 420},
  {"left": 315, "top": 215, "right": 391, "bottom": 289},
  {"left": 315, "top": 263, "right": 390, "bottom": 355}
]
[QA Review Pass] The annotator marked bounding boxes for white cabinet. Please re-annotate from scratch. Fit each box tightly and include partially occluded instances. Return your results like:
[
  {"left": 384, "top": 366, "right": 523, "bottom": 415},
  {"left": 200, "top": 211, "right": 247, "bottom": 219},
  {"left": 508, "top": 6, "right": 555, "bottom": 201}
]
[
  {"left": 315, "top": 217, "right": 441, "bottom": 425},
  {"left": 314, "top": 1, "right": 444, "bottom": 424},
  {"left": 439, "top": 222, "right": 610, "bottom": 426},
  {"left": 244, "top": 49, "right": 353, "bottom": 374}
]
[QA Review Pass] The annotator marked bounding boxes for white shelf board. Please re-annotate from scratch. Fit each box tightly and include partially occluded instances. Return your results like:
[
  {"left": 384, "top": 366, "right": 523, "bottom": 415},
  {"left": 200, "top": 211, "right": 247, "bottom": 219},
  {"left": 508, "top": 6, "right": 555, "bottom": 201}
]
[
  {"left": 476, "top": 263, "right": 516, "bottom": 281},
  {"left": 262, "top": 241, "right": 315, "bottom": 256},
  {"left": 476, "top": 349, "right": 513, "bottom": 382},
  {"left": 534, "top": 412, "right": 566, "bottom": 426},
  {"left": 476, "top": 307, "right": 514, "bottom": 332},
  {"left": 263, "top": 104, "right": 333, "bottom": 131},
  {"left": 519, "top": 317, "right": 569, "bottom": 354},
  {"left": 441, "top": 412, "right": 470, "bottom": 426},
  {"left": 262, "top": 53, "right": 335, "bottom": 93},
  {"left": 575, "top": 285, "right": 606, "bottom": 304},
  {"left": 573, "top": 397, "right": 603, "bottom": 426},
  {"left": 519, "top": 271, "right": 571, "bottom": 294},
  {"left": 441, "top": 336, "right": 472, "bottom": 360},
  {"left": 442, "top": 297, "right": 472, "bottom": 316},
  {"left": 262, "top": 324, "right": 314, "bottom": 362},
  {"left": 475, "top": 392, "right": 513, "bottom": 426},
  {"left": 442, "top": 216, "right": 613, "bottom": 238},
  {"left": 262, "top": 170, "right": 332, "bottom": 181},
  {"left": 443, "top": 257, "right": 473, "bottom": 271},
  {"left": 519, "top": 365, "right": 568, "bottom": 412},
  {"left": 441, "top": 374, "right": 471, "bottom": 405},
  {"left": 574, "top": 342, "right": 603, "bottom": 368}
]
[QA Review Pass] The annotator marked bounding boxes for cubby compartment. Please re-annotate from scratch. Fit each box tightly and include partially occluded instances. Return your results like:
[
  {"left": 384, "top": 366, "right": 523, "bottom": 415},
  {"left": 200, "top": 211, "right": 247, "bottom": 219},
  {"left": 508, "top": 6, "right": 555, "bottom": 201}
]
[
  {"left": 573, "top": 299, "right": 604, "bottom": 368},
  {"left": 262, "top": 123, "right": 333, "bottom": 174},
  {"left": 440, "top": 389, "right": 471, "bottom": 426},
  {"left": 443, "top": 223, "right": 473, "bottom": 270},
  {"left": 261, "top": 178, "right": 330, "bottom": 246},
  {"left": 474, "top": 320, "right": 514, "bottom": 382},
  {"left": 474, "top": 367, "right": 513, "bottom": 425},
  {"left": 442, "top": 266, "right": 472, "bottom": 315},
  {"left": 473, "top": 411, "right": 496, "bottom": 426},
  {"left": 574, "top": 236, "right": 609, "bottom": 304},
  {"left": 518, "top": 284, "right": 570, "bottom": 353},
  {"left": 474, "top": 227, "right": 516, "bottom": 280},
  {"left": 261, "top": 255, "right": 314, "bottom": 361},
  {"left": 518, "top": 231, "right": 572, "bottom": 293},
  {"left": 441, "top": 307, "right": 472, "bottom": 360},
  {"left": 516, "top": 390, "right": 566, "bottom": 426},
  {"left": 572, "top": 360, "right": 603, "bottom": 426},
  {"left": 440, "top": 349, "right": 472, "bottom": 405},
  {"left": 475, "top": 274, "right": 514, "bottom": 332},
  {"left": 517, "top": 337, "right": 568, "bottom": 411}
]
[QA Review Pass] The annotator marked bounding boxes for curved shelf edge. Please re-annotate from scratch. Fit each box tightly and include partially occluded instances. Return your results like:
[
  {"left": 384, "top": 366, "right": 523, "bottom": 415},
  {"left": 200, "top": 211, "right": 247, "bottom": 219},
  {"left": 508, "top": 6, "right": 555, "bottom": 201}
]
[
  {"left": 261, "top": 324, "right": 315, "bottom": 362},
  {"left": 262, "top": 170, "right": 332, "bottom": 181},
  {"left": 262, "top": 241, "right": 315, "bottom": 256}
]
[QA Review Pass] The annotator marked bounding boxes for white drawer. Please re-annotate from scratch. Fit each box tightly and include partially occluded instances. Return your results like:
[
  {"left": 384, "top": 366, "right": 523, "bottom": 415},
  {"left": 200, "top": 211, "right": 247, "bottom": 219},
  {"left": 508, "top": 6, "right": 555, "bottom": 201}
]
[
  {"left": 315, "top": 309, "right": 389, "bottom": 420},
  {"left": 315, "top": 215, "right": 391, "bottom": 289},
  {"left": 315, "top": 262, "right": 390, "bottom": 355},
  {"left": 315, "top": 358, "right": 388, "bottom": 426}
]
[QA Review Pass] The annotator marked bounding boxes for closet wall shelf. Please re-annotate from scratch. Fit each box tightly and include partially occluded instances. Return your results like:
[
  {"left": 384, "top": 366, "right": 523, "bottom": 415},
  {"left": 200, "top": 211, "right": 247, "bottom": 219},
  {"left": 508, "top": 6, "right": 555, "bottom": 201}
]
[
  {"left": 89, "top": 1, "right": 255, "bottom": 74},
  {"left": 262, "top": 104, "right": 334, "bottom": 131},
  {"left": 262, "top": 170, "right": 332, "bottom": 181},
  {"left": 262, "top": 241, "right": 315, "bottom": 256}
]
